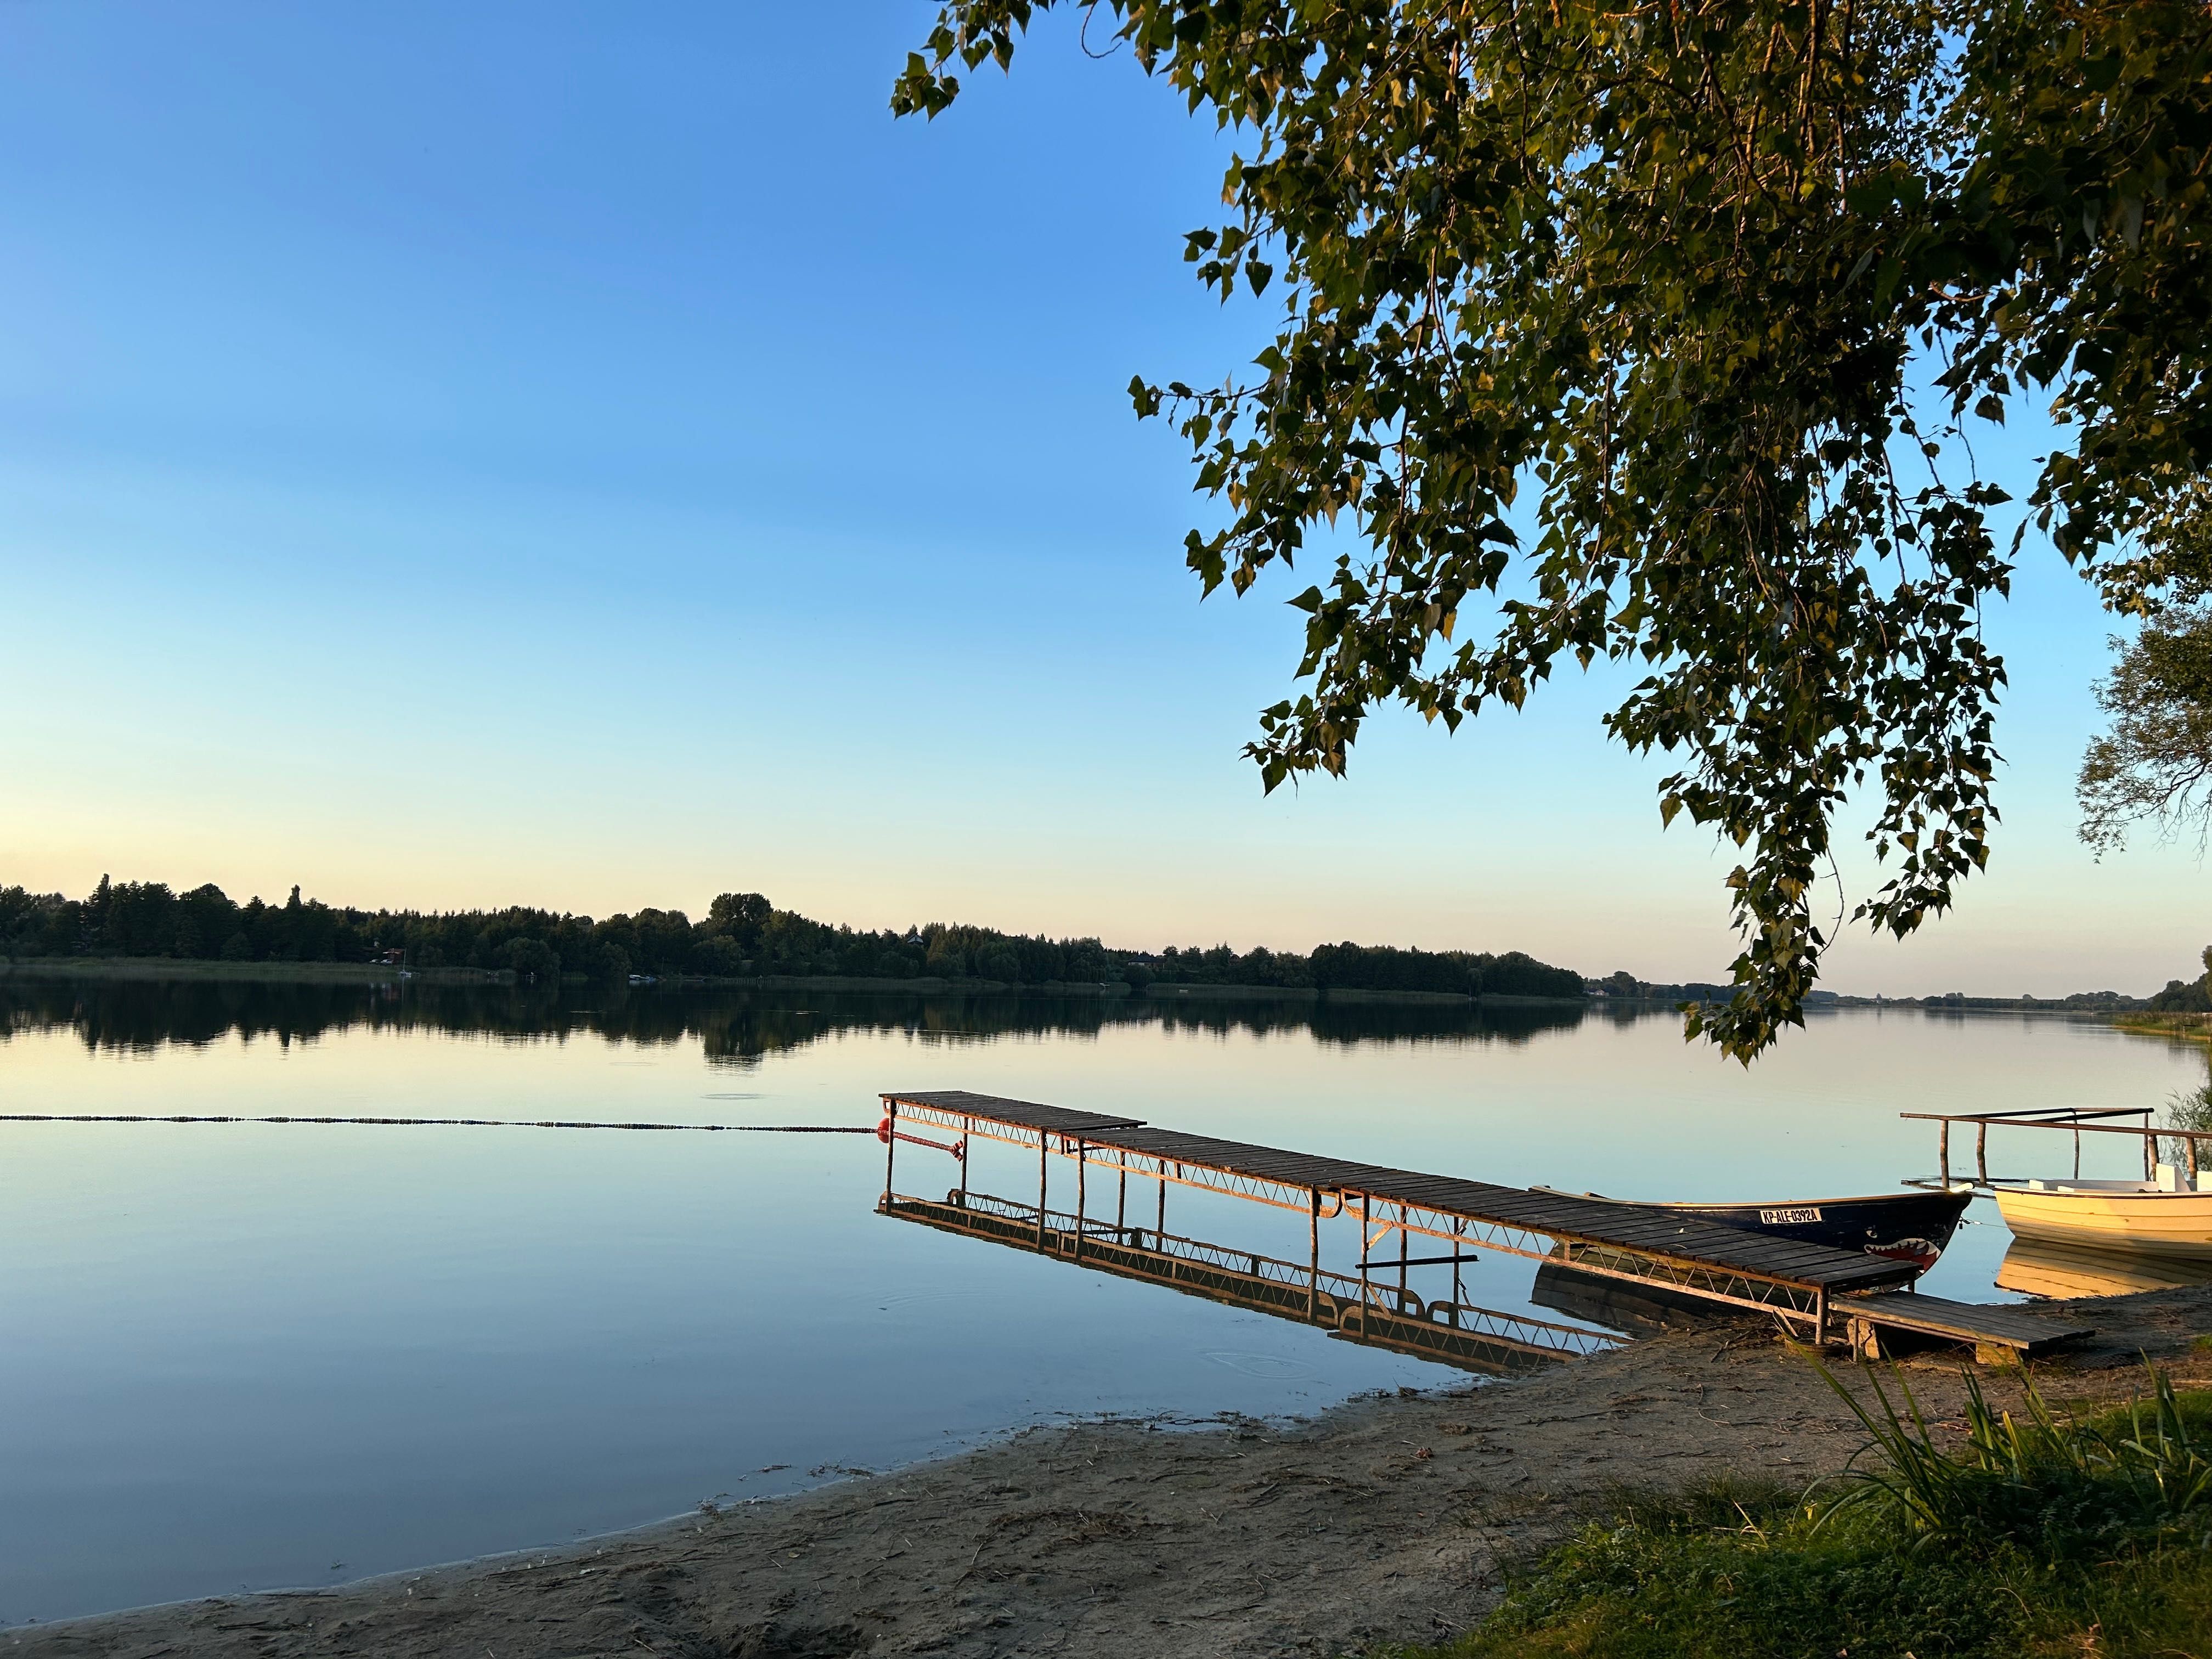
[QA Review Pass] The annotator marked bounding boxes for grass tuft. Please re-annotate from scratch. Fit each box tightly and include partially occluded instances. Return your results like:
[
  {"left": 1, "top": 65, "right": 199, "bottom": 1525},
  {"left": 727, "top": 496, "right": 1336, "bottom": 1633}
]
[
  {"left": 1813, "top": 1357, "right": 2212, "bottom": 1557},
  {"left": 1388, "top": 1364, "right": 2212, "bottom": 1659}
]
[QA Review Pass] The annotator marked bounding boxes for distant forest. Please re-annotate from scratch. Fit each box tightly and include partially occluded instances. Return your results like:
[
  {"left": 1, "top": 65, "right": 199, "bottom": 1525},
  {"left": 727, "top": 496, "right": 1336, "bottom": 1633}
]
[
  {"left": 0, "top": 977, "right": 1592, "bottom": 1065},
  {"left": 0, "top": 877, "right": 1587, "bottom": 1001}
]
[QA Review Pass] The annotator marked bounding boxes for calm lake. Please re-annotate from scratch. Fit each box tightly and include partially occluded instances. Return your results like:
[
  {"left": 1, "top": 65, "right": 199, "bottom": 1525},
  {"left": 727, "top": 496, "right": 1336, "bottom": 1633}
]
[{"left": 1, "top": 976, "right": 2200, "bottom": 1625}]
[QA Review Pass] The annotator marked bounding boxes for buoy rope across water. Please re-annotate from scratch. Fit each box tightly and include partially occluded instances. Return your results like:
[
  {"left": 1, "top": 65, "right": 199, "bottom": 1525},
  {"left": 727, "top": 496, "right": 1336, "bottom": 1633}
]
[
  {"left": 874, "top": 1116, "right": 967, "bottom": 1159},
  {"left": 1, "top": 1114, "right": 873, "bottom": 1132}
]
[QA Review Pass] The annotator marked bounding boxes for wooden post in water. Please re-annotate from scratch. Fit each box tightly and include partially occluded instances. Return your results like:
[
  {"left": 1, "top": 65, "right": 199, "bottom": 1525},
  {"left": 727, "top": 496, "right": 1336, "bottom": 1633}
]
[
  {"left": 1358, "top": 1193, "right": 1370, "bottom": 1322},
  {"left": 1939, "top": 1121, "right": 1950, "bottom": 1184},
  {"left": 1074, "top": 1140, "right": 1087, "bottom": 1261},
  {"left": 1307, "top": 1189, "right": 1321, "bottom": 1324},
  {"left": 1398, "top": 1201, "right": 1409, "bottom": 1306},
  {"left": 2146, "top": 1113, "right": 2157, "bottom": 1180},
  {"left": 1116, "top": 1161, "right": 1127, "bottom": 1242},
  {"left": 1037, "top": 1130, "right": 1049, "bottom": 1251},
  {"left": 958, "top": 1115, "right": 970, "bottom": 1205},
  {"left": 1976, "top": 1122, "right": 1988, "bottom": 1184},
  {"left": 2189, "top": 1132, "right": 2200, "bottom": 1187},
  {"left": 1451, "top": 1218, "right": 1465, "bottom": 1328},
  {"left": 1158, "top": 1162, "right": 1170, "bottom": 1245}
]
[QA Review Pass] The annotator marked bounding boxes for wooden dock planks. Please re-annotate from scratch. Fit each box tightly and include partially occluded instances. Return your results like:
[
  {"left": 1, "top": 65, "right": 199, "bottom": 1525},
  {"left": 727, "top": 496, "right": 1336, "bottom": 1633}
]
[
  {"left": 1844, "top": 1292, "right": 2094, "bottom": 1363},
  {"left": 1345, "top": 1169, "right": 1910, "bottom": 1291},
  {"left": 883, "top": 1090, "right": 1918, "bottom": 1301},
  {"left": 883, "top": 1089, "right": 1144, "bottom": 1137}
]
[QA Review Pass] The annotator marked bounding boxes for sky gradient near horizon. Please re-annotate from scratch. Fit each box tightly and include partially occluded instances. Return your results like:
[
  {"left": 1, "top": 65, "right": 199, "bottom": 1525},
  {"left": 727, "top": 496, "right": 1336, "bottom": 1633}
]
[{"left": 2, "top": 2, "right": 2202, "bottom": 1002}]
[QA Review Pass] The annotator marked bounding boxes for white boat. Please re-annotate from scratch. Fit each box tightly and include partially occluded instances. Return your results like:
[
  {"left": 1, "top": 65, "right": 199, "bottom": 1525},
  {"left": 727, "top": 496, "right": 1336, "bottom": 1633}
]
[{"left": 1990, "top": 1165, "right": 2212, "bottom": 1257}]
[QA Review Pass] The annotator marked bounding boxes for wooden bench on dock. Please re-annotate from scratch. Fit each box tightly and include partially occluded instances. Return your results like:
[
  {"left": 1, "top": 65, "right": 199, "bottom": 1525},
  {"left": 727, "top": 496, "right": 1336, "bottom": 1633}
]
[{"left": 1842, "top": 1291, "right": 2095, "bottom": 1364}]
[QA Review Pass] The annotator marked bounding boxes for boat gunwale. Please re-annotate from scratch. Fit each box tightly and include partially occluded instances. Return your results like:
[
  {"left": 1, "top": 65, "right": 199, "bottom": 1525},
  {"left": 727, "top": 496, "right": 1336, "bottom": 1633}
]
[
  {"left": 1534, "top": 1187, "right": 1976, "bottom": 1210},
  {"left": 1990, "top": 1181, "right": 2212, "bottom": 1199}
]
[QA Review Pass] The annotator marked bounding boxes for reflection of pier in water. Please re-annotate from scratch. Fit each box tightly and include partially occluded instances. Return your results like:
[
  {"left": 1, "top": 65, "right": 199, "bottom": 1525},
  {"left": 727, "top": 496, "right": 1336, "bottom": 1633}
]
[
  {"left": 875, "top": 1090, "right": 1918, "bottom": 1340},
  {"left": 882, "top": 1188, "right": 1613, "bottom": 1376},
  {"left": 871, "top": 1089, "right": 2090, "bottom": 1364},
  {"left": 869, "top": 1085, "right": 1908, "bottom": 1376}
]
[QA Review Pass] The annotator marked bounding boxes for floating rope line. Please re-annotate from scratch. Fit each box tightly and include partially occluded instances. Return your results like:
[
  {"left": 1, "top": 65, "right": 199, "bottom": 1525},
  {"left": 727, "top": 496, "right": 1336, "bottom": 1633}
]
[{"left": 1, "top": 1114, "right": 871, "bottom": 1132}]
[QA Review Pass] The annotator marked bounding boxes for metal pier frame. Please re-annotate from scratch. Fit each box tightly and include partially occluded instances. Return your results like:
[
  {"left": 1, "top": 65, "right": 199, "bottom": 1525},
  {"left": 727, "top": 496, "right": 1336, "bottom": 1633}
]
[
  {"left": 881, "top": 1188, "right": 1613, "bottom": 1375},
  {"left": 881, "top": 1090, "right": 1917, "bottom": 1345}
]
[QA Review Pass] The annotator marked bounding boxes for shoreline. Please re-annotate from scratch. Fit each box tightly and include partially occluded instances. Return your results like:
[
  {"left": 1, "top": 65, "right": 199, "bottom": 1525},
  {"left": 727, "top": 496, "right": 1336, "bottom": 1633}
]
[
  {"left": 15, "top": 1288, "right": 2211, "bottom": 1659},
  {"left": 0, "top": 958, "right": 1587, "bottom": 1010}
]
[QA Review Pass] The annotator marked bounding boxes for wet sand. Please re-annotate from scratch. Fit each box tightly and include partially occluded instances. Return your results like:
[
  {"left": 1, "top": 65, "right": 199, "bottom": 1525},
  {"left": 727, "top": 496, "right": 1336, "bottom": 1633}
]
[{"left": 15, "top": 1286, "right": 2212, "bottom": 1659}]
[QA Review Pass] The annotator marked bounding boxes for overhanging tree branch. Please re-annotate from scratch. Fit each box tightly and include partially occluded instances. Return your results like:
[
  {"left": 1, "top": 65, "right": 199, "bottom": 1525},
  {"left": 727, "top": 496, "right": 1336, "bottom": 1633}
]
[{"left": 894, "top": 0, "right": 2212, "bottom": 1060}]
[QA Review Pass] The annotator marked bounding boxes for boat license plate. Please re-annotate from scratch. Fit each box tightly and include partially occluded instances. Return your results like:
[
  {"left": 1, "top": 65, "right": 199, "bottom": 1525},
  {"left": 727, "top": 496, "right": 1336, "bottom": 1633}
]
[{"left": 1758, "top": 1206, "right": 1824, "bottom": 1224}]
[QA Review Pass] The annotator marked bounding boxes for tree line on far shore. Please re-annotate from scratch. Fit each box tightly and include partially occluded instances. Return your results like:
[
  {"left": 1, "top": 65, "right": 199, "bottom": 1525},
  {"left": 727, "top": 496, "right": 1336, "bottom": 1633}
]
[
  {"left": 0, "top": 877, "right": 1588, "bottom": 1000},
  {"left": 0, "top": 975, "right": 1588, "bottom": 1065},
  {"left": 2145, "top": 948, "right": 2212, "bottom": 1013}
]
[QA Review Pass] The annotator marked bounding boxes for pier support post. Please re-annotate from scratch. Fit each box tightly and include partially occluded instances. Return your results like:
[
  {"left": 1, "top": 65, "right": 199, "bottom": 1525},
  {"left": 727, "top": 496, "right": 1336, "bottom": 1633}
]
[
  {"left": 1158, "top": 1163, "right": 1170, "bottom": 1246},
  {"left": 1075, "top": 1140, "right": 1087, "bottom": 1261},
  {"left": 1358, "top": 1193, "right": 1370, "bottom": 1323},
  {"left": 1116, "top": 1161, "right": 1127, "bottom": 1242},
  {"left": 958, "top": 1115, "right": 970, "bottom": 1205},
  {"left": 1976, "top": 1122, "right": 1987, "bottom": 1184},
  {"left": 1939, "top": 1121, "right": 1950, "bottom": 1184},
  {"left": 1308, "top": 1189, "right": 1321, "bottom": 1324},
  {"left": 1451, "top": 1219, "right": 1464, "bottom": 1327},
  {"left": 1398, "top": 1202, "right": 1409, "bottom": 1307},
  {"left": 1037, "top": 1130, "right": 1049, "bottom": 1251}
]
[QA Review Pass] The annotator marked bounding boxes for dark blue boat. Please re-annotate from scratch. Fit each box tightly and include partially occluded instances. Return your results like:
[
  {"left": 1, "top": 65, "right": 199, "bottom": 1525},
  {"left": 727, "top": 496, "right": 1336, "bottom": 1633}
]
[{"left": 1543, "top": 1186, "right": 1974, "bottom": 1271}]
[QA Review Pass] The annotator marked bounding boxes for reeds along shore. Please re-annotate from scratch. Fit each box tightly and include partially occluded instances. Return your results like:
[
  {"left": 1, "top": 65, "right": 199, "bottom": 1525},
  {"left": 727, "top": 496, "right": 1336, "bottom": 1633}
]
[{"left": 2112, "top": 1011, "right": 2212, "bottom": 1043}]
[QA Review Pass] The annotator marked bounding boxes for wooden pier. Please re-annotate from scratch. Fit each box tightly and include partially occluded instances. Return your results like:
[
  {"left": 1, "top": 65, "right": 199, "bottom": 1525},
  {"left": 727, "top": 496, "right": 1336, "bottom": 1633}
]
[
  {"left": 1840, "top": 1292, "right": 2092, "bottom": 1365},
  {"left": 876, "top": 1090, "right": 1976, "bottom": 1352}
]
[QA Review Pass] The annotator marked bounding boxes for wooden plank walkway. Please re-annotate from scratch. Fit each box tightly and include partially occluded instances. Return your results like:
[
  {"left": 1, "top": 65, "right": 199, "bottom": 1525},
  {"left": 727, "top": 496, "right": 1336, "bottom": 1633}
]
[
  {"left": 1340, "top": 1166, "right": 1907, "bottom": 1292},
  {"left": 1844, "top": 1292, "right": 2094, "bottom": 1363},
  {"left": 891, "top": 1090, "right": 1145, "bottom": 1138},
  {"left": 883, "top": 1090, "right": 1922, "bottom": 1332}
]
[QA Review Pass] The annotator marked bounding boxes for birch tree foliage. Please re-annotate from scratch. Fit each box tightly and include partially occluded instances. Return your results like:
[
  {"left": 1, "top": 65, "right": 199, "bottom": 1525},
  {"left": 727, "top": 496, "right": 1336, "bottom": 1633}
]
[{"left": 892, "top": 1, "right": 2212, "bottom": 1059}]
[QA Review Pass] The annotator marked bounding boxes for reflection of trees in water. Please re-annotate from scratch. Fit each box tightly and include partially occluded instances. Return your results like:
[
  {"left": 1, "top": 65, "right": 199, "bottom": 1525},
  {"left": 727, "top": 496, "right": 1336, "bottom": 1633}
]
[{"left": 0, "top": 977, "right": 1585, "bottom": 1065}]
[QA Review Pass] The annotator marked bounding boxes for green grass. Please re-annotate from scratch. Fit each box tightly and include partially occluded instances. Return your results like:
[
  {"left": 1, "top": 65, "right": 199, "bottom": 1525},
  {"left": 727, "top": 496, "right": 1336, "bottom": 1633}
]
[{"left": 1391, "top": 1367, "right": 2212, "bottom": 1659}]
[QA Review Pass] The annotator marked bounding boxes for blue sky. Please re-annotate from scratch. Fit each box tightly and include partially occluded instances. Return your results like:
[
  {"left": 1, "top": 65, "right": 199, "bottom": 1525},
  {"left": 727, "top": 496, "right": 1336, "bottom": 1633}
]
[{"left": 0, "top": 2, "right": 2200, "bottom": 997}]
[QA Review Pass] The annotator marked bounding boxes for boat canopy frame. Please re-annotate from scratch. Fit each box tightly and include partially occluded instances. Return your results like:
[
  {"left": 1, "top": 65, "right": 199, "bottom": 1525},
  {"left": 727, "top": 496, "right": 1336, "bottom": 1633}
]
[{"left": 1903, "top": 1107, "right": 2207, "bottom": 1187}]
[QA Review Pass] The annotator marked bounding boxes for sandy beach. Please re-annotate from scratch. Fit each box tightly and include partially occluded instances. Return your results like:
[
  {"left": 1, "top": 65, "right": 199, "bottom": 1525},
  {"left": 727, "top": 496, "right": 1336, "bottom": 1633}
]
[{"left": 14, "top": 1285, "right": 2210, "bottom": 1659}]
